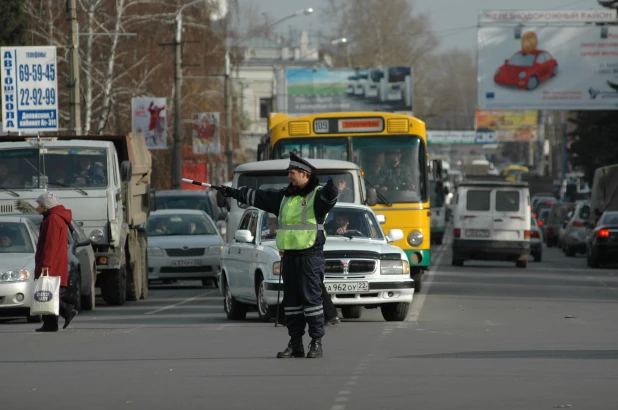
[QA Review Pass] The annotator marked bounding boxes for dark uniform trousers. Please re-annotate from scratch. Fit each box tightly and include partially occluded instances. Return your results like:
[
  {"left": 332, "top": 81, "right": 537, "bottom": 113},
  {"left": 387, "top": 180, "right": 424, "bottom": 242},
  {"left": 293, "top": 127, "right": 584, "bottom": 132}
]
[{"left": 282, "top": 249, "right": 325, "bottom": 339}]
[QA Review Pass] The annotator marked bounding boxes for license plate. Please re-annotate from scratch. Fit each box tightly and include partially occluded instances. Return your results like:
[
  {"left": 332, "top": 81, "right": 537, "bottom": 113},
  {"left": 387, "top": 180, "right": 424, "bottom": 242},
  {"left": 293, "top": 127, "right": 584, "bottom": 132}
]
[
  {"left": 325, "top": 282, "right": 369, "bottom": 293},
  {"left": 466, "top": 229, "right": 490, "bottom": 238},
  {"left": 171, "top": 260, "right": 202, "bottom": 267}
]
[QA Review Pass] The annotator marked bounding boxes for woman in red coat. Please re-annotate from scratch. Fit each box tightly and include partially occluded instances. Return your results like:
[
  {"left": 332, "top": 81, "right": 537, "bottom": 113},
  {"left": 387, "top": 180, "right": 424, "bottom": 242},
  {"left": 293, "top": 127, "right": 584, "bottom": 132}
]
[{"left": 34, "top": 192, "right": 77, "bottom": 332}]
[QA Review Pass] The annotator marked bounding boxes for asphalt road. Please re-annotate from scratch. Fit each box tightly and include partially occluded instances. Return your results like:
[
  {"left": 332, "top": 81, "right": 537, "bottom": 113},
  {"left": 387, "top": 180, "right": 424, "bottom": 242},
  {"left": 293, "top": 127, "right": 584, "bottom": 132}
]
[{"left": 2, "top": 240, "right": 617, "bottom": 410}]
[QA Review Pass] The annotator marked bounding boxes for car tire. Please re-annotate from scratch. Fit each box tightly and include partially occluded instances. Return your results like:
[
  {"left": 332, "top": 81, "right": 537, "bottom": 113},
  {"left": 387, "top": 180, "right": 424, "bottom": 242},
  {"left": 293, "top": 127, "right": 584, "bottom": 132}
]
[
  {"left": 223, "top": 277, "right": 247, "bottom": 320},
  {"left": 589, "top": 248, "right": 600, "bottom": 268},
  {"left": 452, "top": 254, "right": 464, "bottom": 267},
  {"left": 255, "top": 274, "right": 275, "bottom": 323},
  {"left": 516, "top": 260, "right": 527, "bottom": 268},
  {"left": 380, "top": 302, "right": 410, "bottom": 322},
  {"left": 527, "top": 75, "right": 539, "bottom": 90},
  {"left": 81, "top": 263, "right": 96, "bottom": 312},
  {"left": 27, "top": 313, "right": 42, "bottom": 323},
  {"left": 411, "top": 271, "right": 422, "bottom": 293},
  {"left": 533, "top": 251, "right": 542, "bottom": 262},
  {"left": 341, "top": 306, "right": 362, "bottom": 319}
]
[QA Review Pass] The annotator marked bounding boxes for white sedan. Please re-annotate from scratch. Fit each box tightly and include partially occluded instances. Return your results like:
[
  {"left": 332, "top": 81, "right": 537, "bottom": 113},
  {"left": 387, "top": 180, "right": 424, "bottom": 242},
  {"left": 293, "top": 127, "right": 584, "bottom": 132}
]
[
  {"left": 147, "top": 210, "right": 224, "bottom": 287},
  {"left": 0, "top": 216, "right": 41, "bottom": 323},
  {"left": 219, "top": 203, "right": 415, "bottom": 322}
]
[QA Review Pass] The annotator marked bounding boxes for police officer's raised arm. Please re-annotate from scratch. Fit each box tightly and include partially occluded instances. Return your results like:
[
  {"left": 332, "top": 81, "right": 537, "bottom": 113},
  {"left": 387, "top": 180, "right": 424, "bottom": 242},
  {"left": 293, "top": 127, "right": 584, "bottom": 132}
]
[
  {"left": 219, "top": 186, "right": 284, "bottom": 216},
  {"left": 314, "top": 177, "right": 338, "bottom": 217}
]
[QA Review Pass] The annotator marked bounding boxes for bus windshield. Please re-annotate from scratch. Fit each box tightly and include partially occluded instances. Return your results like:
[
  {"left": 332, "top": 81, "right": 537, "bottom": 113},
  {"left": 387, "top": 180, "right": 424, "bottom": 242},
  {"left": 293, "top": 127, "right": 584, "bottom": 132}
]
[
  {"left": 273, "top": 137, "right": 348, "bottom": 161},
  {"left": 353, "top": 136, "right": 425, "bottom": 204}
]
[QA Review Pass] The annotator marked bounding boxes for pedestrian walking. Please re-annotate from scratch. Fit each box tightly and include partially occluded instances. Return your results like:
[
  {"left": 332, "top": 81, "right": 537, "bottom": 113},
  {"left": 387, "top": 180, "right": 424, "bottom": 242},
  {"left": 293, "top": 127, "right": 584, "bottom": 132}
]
[
  {"left": 34, "top": 192, "right": 78, "bottom": 332},
  {"left": 218, "top": 153, "right": 338, "bottom": 358}
]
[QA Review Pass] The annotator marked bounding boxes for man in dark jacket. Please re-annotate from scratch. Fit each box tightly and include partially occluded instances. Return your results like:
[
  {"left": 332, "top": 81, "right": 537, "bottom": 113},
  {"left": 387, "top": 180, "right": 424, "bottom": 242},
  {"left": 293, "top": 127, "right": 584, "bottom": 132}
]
[
  {"left": 219, "top": 153, "right": 338, "bottom": 358},
  {"left": 34, "top": 192, "right": 78, "bottom": 332}
]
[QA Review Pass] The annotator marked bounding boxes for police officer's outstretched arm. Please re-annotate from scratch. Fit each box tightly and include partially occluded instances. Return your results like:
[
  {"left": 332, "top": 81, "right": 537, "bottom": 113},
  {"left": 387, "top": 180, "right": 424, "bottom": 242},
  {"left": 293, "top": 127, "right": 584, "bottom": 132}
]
[
  {"left": 314, "top": 176, "right": 338, "bottom": 217},
  {"left": 219, "top": 185, "right": 284, "bottom": 216}
]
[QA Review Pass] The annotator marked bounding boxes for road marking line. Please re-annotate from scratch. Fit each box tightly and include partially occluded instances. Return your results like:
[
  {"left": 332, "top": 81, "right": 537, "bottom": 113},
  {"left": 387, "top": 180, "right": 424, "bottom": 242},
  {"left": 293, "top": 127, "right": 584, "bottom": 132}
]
[
  {"left": 406, "top": 241, "right": 448, "bottom": 322},
  {"left": 143, "top": 292, "right": 211, "bottom": 315}
]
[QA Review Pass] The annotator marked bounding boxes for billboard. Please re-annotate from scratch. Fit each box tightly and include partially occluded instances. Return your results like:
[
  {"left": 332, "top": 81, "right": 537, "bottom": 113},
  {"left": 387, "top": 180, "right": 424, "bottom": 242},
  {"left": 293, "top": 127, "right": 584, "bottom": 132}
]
[
  {"left": 478, "top": 25, "right": 618, "bottom": 110},
  {"left": 1, "top": 46, "right": 59, "bottom": 133},
  {"left": 279, "top": 67, "right": 413, "bottom": 115},
  {"left": 131, "top": 97, "right": 167, "bottom": 149},
  {"left": 427, "top": 131, "right": 476, "bottom": 145},
  {"left": 192, "top": 112, "right": 221, "bottom": 155},
  {"left": 475, "top": 110, "right": 537, "bottom": 142}
]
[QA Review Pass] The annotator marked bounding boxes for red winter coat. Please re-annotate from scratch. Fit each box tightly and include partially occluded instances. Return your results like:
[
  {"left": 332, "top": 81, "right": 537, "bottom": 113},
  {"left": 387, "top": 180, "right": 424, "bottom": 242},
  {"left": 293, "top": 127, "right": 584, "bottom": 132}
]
[{"left": 35, "top": 205, "right": 73, "bottom": 287}]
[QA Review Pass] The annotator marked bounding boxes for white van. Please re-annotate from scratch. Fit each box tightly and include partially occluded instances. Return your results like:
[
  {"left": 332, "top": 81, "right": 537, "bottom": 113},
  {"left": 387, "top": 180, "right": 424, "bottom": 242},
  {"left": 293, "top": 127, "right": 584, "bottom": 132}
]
[
  {"left": 452, "top": 181, "right": 531, "bottom": 268},
  {"left": 218, "top": 159, "right": 377, "bottom": 244}
]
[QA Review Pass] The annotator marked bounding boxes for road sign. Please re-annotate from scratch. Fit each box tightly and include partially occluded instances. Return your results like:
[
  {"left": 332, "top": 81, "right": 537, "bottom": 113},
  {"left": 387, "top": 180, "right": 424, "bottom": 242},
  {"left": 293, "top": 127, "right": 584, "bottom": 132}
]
[{"left": 1, "top": 46, "right": 59, "bottom": 132}]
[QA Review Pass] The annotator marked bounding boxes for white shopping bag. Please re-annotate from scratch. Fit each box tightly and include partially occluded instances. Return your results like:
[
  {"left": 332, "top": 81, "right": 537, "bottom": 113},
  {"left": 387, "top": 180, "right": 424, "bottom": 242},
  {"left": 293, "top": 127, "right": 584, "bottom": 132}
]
[{"left": 30, "top": 268, "right": 61, "bottom": 316}]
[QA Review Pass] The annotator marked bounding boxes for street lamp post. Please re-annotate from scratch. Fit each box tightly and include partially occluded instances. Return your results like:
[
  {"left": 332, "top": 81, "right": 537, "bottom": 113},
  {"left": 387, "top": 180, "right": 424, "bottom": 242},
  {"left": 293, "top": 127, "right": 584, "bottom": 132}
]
[
  {"left": 173, "top": 0, "right": 205, "bottom": 189},
  {"left": 224, "top": 8, "right": 313, "bottom": 177}
]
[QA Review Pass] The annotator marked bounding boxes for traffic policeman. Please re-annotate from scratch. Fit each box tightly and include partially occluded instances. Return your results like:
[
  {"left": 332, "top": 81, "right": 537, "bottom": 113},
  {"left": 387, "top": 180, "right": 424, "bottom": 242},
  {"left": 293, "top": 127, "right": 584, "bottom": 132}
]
[{"left": 218, "top": 153, "right": 338, "bottom": 358}]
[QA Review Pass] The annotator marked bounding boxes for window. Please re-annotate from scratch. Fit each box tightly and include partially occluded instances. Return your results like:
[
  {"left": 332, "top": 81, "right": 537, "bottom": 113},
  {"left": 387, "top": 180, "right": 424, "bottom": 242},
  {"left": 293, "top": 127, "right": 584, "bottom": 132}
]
[
  {"left": 324, "top": 208, "right": 384, "bottom": 240},
  {"left": 261, "top": 213, "right": 278, "bottom": 241},
  {"left": 466, "top": 190, "right": 490, "bottom": 211},
  {"left": 238, "top": 212, "right": 253, "bottom": 231},
  {"left": 0, "top": 222, "right": 35, "bottom": 253},
  {"left": 259, "top": 98, "right": 273, "bottom": 119},
  {"left": 496, "top": 191, "right": 520, "bottom": 212},
  {"left": 578, "top": 205, "right": 590, "bottom": 220}
]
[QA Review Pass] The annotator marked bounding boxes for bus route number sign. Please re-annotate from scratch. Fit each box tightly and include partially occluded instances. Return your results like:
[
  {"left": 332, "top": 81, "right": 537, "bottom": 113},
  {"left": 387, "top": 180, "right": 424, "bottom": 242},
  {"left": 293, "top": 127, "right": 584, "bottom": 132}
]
[{"left": 314, "top": 119, "right": 330, "bottom": 134}]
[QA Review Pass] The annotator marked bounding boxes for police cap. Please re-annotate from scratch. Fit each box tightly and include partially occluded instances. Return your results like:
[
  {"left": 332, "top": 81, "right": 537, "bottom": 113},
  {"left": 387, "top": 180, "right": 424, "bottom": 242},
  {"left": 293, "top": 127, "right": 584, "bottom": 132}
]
[{"left": 286, "top": 152, "right": 316, "bottom": 174}]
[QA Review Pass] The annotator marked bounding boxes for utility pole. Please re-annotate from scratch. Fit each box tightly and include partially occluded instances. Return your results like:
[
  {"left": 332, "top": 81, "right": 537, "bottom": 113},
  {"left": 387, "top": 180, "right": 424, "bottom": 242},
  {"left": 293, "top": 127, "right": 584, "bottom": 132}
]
[
  {"left": 67, "top": 0, "right": 81, "bottom": 135},
  {"left": 224, "top": 50, "right": 233, "bottom": 177},
  {"left": 172, "top": 16, "right": 183, "bottom": 189}
]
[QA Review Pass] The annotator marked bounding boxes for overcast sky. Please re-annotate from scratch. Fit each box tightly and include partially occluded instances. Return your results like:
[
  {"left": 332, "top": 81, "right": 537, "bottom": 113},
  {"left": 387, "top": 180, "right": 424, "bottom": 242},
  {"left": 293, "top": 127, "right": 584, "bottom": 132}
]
[{"left": 248, "top": 0, "right": 607, "bottom": 51}]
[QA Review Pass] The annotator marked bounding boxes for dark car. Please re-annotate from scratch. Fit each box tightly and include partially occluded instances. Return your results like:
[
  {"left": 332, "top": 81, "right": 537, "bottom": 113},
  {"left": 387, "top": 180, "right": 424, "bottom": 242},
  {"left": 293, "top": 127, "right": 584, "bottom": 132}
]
[
  {"left": 532, "top": 199, "right": 555, "bottom": 221},
  {"left": 586, "top": 211, "right": 618, "bottom": 268},
  {"left": 545, "top": 203, "right": 575, "bottom": 247},
  {"left": 537, "top": 208, "right": 550, "bottom": 241},
  {"left": 23, "top": 215, "right": 95, "bottom": 311},
  {"left": 494, "top": 49, "right": 558, "bottom": 90}
]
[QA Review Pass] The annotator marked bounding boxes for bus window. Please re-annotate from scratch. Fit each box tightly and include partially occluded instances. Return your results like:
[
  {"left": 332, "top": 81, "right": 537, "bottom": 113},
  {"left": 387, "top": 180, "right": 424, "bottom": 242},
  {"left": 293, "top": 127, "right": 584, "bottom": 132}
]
[{"left": 273, "top": 137, "right": 347, "bottom": 161}]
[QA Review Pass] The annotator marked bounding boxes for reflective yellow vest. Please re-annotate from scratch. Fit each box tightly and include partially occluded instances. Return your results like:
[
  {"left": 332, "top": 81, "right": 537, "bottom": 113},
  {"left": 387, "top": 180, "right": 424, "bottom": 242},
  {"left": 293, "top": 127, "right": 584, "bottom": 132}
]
[{"left": 276, "top": 186, "right": 324, "bottom": 250}]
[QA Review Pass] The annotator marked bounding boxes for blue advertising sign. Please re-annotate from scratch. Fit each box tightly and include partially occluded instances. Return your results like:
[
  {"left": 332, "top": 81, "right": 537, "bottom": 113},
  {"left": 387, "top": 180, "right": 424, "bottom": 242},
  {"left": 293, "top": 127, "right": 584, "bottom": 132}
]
[
  {"left": 475, "top": 130, "right": 498, "bottom": 144},
  {"left": 1, "top": 46, "right": 58, "bottom": 132}
]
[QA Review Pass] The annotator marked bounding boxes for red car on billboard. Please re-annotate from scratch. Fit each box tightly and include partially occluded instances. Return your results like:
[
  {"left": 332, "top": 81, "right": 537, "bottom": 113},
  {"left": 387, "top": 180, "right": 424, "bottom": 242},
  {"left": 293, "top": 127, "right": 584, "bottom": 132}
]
[{"left": 494, "top": 49, "right": 558, "bottom": 90}]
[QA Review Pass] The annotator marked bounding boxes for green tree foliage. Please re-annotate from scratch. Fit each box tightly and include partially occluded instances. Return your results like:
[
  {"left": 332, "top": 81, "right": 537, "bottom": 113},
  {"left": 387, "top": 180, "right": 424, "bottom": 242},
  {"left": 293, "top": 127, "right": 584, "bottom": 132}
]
[
  {"left": 0, "top": 0, "right": 28, "bottom": 47},
  {"left": 569, "top": 111, "right": 618, "bottom": 184}
]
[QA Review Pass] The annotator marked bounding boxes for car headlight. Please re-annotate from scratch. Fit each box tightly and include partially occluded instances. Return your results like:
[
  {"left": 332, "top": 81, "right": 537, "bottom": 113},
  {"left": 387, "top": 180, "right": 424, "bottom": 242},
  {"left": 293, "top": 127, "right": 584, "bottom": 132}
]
[
  {"left": 273, "top": 261, "right": 281, "bottom": 275},
  {"left": 208, "top": 245, "right": 224, "bottom": 255},
  {"left": 519, "top": 71, "right": 526, "bottom": 79},
  {"left": 89, "top": 229, "right": 104, "bottom": 243},
  {"left": 407, "top": 231, "right": 423, "bottom": 247},
  {"left": 0, "top": 269, "right": 30, "bottom": 282},
  {"left": 380, "top": 260, "right": 409, "bottom": 275},
  {"left": 147, "top": 247, "right": 164, "bottom": 257}
]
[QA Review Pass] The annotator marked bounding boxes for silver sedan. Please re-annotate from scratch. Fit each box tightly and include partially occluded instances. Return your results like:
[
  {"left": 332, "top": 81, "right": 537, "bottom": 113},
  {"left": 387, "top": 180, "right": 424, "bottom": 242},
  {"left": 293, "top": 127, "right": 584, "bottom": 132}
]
[{"left": 147, "top": 210, "right": 224, "bottom": 287}]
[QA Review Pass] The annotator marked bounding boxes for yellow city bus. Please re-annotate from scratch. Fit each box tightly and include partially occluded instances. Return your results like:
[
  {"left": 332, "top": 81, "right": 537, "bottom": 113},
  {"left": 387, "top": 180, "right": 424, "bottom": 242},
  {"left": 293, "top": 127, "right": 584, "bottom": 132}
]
[{"left": 258, "top": 112, "right": 431, "bottom": 291}]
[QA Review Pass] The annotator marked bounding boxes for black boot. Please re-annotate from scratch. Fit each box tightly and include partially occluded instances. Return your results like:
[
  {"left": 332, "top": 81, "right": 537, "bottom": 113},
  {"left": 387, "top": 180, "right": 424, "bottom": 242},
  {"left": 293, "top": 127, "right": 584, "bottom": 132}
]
[
  {"left": 35, "top": 326, "right": 58, "bottom": 332},
  {"left": 306, "top": 338, "right": 323, "bottom": 358},
  {"left": 276, "top": 337, "right": 305, "bottom": 358},
  {"left": 63, "top": 309, "right": 78, "bottom": 329},
  {"left": 36, "top": 316, "right": 59, "bottom": 332}
]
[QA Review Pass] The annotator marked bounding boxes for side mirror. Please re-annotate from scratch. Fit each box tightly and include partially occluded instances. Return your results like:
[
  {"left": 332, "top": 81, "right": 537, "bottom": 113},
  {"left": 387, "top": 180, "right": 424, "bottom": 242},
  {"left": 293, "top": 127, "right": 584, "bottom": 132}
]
[
  {"left": 234, "top": 229, "right": 254, "bottom": 243},
  {"left": 366, "top": 187, "right": 377, "bottom": 207},
  {"left": 120, "top": 160, "right": 132, "bottom": 182},
  {"left": 386, "top": 229, "right": 404, "bottom": 242},
  {"left": 217, "top": 210, "right": 228, "bottom": 221},
  {"left": 376, "top": 214, "right": 386, "bottom": 224}
]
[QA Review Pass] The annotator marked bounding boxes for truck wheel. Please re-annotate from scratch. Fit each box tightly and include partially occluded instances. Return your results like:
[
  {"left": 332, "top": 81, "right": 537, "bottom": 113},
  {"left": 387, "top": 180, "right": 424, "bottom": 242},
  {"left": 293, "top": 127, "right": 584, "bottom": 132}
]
[
  {"left": 101, "top": 255, "right": 127, "bottom": 306},
  {"left": 80, "top": 263, "right": 96, "bottom": 311},
  {"left": 139, "top": 235, "right": 149, "bottom": 300},
  {"left": 411, "top": 271, "right": 422, "bottom": 293},
  {"left": 380, "top": 302, "right": 410, "bottom": 321},
  {"left": 126, "top": 236, "right": 143, "bottom": 302},
  {"left": 223, "top": 277, "right": 247, "bottom": 320},
  {"left": 341, "top": 306, "right": 362, "bottom": 319}
]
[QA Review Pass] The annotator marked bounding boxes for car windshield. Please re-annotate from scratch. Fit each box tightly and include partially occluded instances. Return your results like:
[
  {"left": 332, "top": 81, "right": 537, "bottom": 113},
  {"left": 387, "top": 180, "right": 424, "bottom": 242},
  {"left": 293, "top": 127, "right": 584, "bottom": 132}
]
[
  {"left": 146, "top": 214, "right": 217, "bottom": 237},
  {"left": 508, "top": 52, "right": 535, "bottom": 67},
  {"left": 0, "top": 222, "right": 34, "bottom": 253},
  {"left": 324, "top": 207, "right": 384, "bottom": 240},
  {"left": 600, "top": 212, "right": 618, "bottom": 226},
  {"left": 155, "top": 195, "right": 215, "bottom": 219}
]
